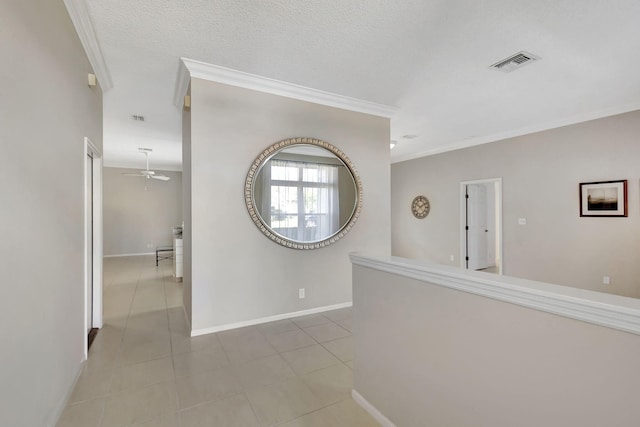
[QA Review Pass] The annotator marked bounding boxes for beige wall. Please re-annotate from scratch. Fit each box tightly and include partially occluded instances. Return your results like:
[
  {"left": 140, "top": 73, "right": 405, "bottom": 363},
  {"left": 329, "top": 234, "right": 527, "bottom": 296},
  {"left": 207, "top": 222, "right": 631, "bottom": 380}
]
[
  {"left": 0, "top": 1, "right": 103, "bottom": 425},
  {"left": 353, "top": 263, "right": 640, "bottom": 427},
  {"left": 103, "top": 167, "right": 182, "bottom": 256},
  {"left": 392, "top": 110, "right": 640, "bottom": 298},
  {"left": 187, "top": 78, "right": 390, "bottom": 331}
]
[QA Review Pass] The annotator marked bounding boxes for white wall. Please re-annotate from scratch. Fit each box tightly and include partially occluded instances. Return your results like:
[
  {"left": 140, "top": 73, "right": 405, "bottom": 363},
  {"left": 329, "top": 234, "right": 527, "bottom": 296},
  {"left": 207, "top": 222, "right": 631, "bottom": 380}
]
[
  {"left": 187, "top": 78, "right": 390, "bottom": 332},
  {"left": 103, "top": 167, "right": 182, "bottom": 256},
  {"left": 353, "top": 260, "right": 640, "bottom": 427},
  {"left": 392, "top": 110, "right": 640, "bottom": 298},
  {"left": 0, "top": 1, "right": 102, "bottom": 425}
]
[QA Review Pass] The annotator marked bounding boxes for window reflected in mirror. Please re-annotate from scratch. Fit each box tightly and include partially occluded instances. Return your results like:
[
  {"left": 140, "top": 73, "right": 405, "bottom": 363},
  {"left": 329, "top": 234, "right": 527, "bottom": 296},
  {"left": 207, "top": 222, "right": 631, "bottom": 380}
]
[{"left": 246, "top": 139, "right": 362, "bottom": 249}]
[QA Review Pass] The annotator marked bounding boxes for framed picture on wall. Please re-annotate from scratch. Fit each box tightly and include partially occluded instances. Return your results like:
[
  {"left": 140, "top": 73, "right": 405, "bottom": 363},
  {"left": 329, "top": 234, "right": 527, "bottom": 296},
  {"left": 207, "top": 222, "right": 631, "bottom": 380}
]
[{"left": 579, "top": 180, "right": 628, "bottom": 217}]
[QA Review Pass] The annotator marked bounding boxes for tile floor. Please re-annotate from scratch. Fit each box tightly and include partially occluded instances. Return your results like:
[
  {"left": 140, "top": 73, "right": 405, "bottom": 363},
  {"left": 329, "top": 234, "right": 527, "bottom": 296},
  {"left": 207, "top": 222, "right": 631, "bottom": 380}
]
[{"left": 57, "top": 255, "right": 379, "bottom": 427}]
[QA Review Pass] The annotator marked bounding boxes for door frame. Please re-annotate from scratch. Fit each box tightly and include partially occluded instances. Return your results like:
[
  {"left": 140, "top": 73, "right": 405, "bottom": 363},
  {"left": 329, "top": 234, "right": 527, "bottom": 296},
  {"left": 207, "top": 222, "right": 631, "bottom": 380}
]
[
  {"left": 84, "top": 137, "right": 103, "bottom": 358},
  {"left": 459, "top": 178, "right": 503, "bottom": 274}
]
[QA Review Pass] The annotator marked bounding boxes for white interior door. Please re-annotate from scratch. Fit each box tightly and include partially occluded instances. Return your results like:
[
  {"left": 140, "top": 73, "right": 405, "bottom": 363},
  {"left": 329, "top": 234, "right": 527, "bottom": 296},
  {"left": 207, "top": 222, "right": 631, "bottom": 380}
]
[
  {"left": 486, "top": 183, "right": 497, "bottom": 266},
  {"left": 84, "top": 137, "right": 103, "bottom": 357},
  {"left": 460, "top": 178, "right": 502, "bottom": 274},
  {"left": 466, "top": 184, "right": 490, "bottom": 270},
  {"left": 86, "top": 153, "right": 93, "bottom": 334}
]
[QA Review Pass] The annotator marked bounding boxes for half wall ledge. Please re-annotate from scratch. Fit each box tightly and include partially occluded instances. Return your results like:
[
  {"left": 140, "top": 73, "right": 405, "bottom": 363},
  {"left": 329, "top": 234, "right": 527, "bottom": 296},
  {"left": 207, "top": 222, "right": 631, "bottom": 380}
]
[{"left": 349, "top": 253, "right": 640, "bottom": 336}]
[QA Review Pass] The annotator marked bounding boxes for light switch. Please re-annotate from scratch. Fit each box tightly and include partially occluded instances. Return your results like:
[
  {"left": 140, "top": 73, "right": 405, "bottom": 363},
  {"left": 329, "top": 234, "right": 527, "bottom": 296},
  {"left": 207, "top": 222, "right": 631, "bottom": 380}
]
[{"left": 518, "top": 218, "right": 527, "bottom": 225}]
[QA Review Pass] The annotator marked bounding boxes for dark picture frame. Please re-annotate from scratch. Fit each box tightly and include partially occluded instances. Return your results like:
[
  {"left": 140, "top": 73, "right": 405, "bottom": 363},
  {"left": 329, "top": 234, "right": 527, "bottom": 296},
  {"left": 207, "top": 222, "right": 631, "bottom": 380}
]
[{"left": 579, "top": 180, "right": 628, "bottom": 217}]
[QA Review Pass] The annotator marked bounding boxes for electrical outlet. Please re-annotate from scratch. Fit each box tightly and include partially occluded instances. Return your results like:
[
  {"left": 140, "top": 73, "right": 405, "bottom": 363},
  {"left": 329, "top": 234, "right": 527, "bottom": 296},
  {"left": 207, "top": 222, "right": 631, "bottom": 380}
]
[
  {"left": 299, "top": 288, "right": 305, "bottom": 299},
  {"left": 603, "top": 276, "right": 610, "bottom": 285},
  {"left": 450, "top": 255, "right": 455, "bottom": 262},
  {"left": 518, "top": 218, "right": 527, "bottom": 225},
  {"left": 147, "top": 243, "right": 153, "bottom": 249}
]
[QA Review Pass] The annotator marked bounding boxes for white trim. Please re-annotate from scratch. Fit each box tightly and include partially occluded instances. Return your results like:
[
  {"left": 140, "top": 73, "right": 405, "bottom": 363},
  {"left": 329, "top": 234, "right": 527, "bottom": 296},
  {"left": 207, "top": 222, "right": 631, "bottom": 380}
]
[
  {"left": 351, "top": 390, "right": 397, "bottom": 427},
  {"left": 350, "top": 254, "right": 640, "bottom": 336},
  {"left": 172, "top": 60, "right": 191, "bottom": 110},
  {"left": 49, "top": 358, "right": 85, "bottom": 427},
  {"left": 191, "top": 302, "right": 352, "bottom": 337},
  {"left": 459, "top": 178, "right": 503, "bottom": 275},
  {"left": 63, "top": 0, "right": 113, "bottom": 91},
  {"left": 174, "top": 58, "right": 398, "bottom": 118},
  {"left": 391, "top": 102, "right": 640, "bottom": 163},
  {"left": 104, "top": 252, "right": 155, "bottom": 258}
]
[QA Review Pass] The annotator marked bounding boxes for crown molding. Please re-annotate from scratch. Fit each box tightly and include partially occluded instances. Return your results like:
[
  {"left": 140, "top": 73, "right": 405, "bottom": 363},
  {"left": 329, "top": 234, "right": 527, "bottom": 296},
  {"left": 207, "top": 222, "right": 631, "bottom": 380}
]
[
  {"left": 173, "top": 58, "right": 397, "bottom": 118},
  {"left": 172, "top": 59, "right": 191, "bottom": 110},
  {"left": 350, "top": 254, "right": 640, "bottom": 336},
  {"left": 63, "top": 0, "right": 113, "bottom": 91},
  {"left": 392, "top": 101, "right": 640, "bottom": 163}
]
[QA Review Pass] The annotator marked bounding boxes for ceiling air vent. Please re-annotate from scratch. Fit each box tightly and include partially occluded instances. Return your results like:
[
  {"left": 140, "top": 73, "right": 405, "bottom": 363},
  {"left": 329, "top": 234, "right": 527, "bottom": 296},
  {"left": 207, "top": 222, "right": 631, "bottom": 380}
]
[{"left": 490, "top": 51, "right": 540, "bottom": 73}]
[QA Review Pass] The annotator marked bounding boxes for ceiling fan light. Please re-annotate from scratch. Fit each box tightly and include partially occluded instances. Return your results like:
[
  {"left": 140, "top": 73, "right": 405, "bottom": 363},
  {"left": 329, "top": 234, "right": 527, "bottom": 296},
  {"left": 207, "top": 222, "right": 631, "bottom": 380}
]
[{"left": 122, "top": 149, "right": 171, "bottom": 181}]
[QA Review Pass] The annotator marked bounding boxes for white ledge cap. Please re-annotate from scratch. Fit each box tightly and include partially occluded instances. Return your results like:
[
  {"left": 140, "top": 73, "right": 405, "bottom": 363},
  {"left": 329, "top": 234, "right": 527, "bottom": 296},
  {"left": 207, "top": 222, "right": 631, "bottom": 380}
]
[{"left": 350, "top": 253, "right": 640, "bottom": 336}]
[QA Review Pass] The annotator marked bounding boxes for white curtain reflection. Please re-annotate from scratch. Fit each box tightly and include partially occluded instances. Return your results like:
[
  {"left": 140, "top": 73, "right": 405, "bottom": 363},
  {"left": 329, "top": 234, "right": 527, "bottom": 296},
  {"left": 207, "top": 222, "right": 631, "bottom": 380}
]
[{"left": 267, "top": 159, "right": 339, "bottom": 241}]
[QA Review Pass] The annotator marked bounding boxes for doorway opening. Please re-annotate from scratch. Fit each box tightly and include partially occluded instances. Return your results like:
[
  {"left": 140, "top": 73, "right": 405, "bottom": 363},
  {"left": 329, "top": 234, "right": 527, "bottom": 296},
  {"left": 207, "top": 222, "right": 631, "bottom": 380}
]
[
  {"left": 460, "top": 178, "right": 502, "bottom": 274},
  {"left": 85, "top": 137, "right": 103, "bottom": 355}
]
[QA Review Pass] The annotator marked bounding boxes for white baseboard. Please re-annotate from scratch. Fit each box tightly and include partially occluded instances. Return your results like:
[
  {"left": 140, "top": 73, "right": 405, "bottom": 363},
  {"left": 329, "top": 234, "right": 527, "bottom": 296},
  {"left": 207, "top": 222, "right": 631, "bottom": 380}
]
[
  {"left": 49, "top": 358, "right": 85, "bottom": 427},
  {"left": 352, "top": 389, "right": 396, "bottom": 427},
  {"left": 104, "top": 252, "right": 154, "bottom": 258},
  {"left": 191, "top": 302, "right": 352, "bottom": 337}
]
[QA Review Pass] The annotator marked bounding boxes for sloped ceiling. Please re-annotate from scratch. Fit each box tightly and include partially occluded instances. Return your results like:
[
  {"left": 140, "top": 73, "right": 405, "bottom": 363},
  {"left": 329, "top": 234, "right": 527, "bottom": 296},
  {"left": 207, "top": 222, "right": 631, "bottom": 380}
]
[{"left": 75, "top": 0, "right": 640, "bottom": 170}]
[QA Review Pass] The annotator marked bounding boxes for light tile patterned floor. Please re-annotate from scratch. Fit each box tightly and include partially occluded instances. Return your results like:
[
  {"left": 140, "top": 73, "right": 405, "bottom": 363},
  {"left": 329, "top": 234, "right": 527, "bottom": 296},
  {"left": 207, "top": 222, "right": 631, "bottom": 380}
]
[{"left": 56, "top": 255, "right": 379, "bottom": 427}]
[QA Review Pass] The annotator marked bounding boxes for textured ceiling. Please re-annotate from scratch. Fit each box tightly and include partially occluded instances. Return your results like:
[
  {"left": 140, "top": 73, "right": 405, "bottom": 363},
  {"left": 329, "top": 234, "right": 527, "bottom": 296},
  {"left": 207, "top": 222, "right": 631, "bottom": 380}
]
[{"left": 83, "top": 0, "right": 640, "bottom": 170}]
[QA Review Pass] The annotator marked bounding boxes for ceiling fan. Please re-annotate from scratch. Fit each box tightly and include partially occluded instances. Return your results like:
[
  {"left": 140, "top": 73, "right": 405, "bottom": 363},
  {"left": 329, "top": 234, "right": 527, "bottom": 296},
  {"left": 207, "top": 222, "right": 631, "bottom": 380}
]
[{"left": 123, "top": 148, "right": 170, "bottom": 181}]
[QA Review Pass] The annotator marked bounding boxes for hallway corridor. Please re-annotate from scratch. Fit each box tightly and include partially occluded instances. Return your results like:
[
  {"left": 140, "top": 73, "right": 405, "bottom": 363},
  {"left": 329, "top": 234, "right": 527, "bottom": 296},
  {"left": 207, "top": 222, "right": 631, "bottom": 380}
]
[{"left": 56, "top": 255, "right": 378, "bottom": 426}]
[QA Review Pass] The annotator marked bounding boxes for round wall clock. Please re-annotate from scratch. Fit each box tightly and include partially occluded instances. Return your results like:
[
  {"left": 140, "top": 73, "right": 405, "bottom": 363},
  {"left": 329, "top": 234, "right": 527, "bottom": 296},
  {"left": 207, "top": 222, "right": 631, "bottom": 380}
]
[{"left": 411, "top": 195, "right": 430, "bottom": 219}]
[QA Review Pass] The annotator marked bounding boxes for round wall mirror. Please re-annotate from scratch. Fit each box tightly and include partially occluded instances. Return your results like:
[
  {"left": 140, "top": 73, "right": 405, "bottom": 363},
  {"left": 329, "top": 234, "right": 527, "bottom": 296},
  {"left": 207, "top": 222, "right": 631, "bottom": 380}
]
[{"left": 245, "top": 137, "right": 363, "bottom": 249}]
